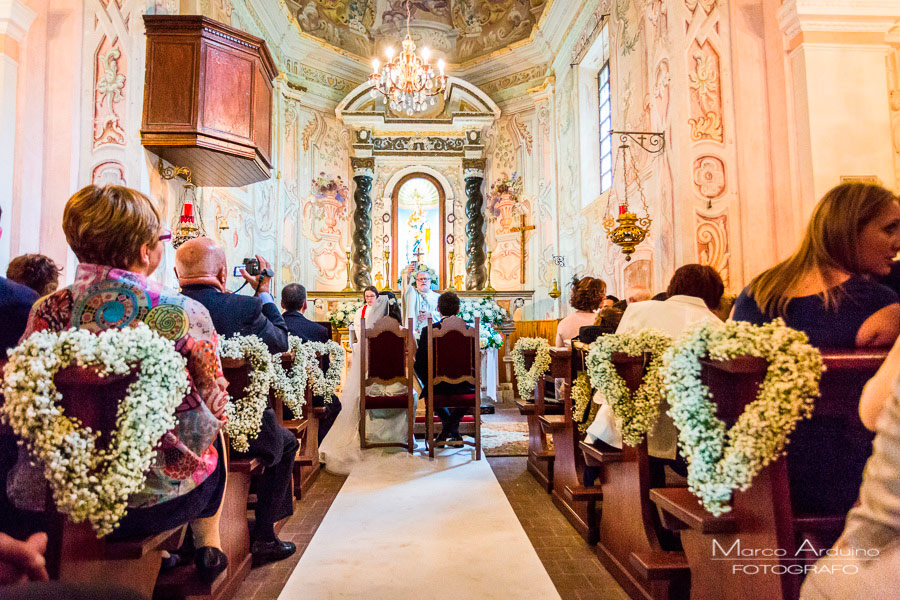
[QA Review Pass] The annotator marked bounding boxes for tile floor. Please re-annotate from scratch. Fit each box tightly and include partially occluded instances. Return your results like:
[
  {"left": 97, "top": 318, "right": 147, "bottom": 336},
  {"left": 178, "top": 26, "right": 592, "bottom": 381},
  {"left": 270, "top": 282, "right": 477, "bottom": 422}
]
[{"left": 232, "top": 455, "right": 628, "bottom": 600}]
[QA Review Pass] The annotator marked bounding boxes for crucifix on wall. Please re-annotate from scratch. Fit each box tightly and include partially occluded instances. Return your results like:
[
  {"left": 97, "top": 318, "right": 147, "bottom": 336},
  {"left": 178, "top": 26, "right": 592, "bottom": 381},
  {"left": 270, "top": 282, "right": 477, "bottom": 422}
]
[{"left": 511, "top": 213, "right": 535, "bottom": 285}]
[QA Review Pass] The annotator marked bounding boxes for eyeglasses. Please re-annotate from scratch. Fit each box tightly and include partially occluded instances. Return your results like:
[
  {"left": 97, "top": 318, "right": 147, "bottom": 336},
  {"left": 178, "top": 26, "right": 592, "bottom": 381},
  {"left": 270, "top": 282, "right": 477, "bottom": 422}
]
[{"left": 159, "top": 229, "right": 172, "bottom": 242}]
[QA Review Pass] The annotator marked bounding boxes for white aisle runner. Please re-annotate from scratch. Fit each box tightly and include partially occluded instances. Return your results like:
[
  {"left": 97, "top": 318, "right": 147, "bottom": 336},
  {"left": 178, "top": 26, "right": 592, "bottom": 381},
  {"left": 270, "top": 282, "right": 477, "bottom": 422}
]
[{"left": 278, "top": 449, "right": 561, "bottom": 600}]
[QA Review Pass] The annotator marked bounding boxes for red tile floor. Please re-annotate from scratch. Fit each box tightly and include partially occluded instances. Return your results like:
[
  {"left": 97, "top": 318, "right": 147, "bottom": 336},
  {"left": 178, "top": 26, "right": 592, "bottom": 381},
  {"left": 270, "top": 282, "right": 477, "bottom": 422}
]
[{"left": 232, "top": 455, "right": 628, "bottom": 600}]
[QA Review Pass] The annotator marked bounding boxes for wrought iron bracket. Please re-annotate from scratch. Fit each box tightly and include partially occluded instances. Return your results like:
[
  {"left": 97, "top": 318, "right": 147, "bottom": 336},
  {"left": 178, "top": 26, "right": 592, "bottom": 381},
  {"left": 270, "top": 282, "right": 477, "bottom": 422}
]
[
  {"left": 157, "top": 159, "right": 193, "bottom": 184},
  {"left": 612, "top": 131, "right": 665, "bottom": 154}
]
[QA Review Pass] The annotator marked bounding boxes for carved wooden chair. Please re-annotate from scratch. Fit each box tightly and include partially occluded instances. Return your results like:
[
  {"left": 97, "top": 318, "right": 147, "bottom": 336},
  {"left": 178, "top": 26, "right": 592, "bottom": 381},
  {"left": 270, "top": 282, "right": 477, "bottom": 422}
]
[
  {"left": 359, "top": 316, "right": 416, "bottom": 453},
  {"left": 425, "top": 316, "right": 482, "bottom": 459}
]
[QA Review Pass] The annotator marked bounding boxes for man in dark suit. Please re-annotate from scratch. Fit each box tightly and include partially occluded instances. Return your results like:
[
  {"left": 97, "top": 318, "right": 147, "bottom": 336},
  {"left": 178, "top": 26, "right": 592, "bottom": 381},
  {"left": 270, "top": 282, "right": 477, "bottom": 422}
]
[
  {"left": 175, "top": 238, "right": 297, "bottom": 564},
  {"left": 281, "top": 283, "right": 341, "bottom": 440},
  {"left": 414, "top": 291, "right": 475, "bottom": 445},
  {"left": 0, "top": 206, "right": 39, "bottom": 358}
]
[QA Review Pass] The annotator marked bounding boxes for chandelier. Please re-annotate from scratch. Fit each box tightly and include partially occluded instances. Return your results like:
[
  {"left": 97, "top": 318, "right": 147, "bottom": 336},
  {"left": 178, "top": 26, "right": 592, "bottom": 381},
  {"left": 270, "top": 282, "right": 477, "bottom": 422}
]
[
  {"left": 603, "top": 141, "right": 652, "bottom": 261},
  {"left": 369, "top": 0, "right": 447, "bottom": 115}
]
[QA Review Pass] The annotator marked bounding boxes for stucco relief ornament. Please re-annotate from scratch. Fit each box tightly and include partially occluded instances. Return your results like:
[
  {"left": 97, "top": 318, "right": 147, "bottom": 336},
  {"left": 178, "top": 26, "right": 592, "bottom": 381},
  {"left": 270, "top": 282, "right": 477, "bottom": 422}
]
[
  {"left": 693, "top": 156, "right": 726, "bottom": 206},
  {"left": 94, "top": 47, "right": 127, "bottom": 146}
]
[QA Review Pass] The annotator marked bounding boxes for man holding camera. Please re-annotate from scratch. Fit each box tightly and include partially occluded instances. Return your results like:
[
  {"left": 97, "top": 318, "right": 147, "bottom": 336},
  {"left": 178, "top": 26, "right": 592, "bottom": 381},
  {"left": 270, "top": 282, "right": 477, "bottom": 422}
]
[{"left": 174, "top": 238, "right": 297, "bottom": 565}]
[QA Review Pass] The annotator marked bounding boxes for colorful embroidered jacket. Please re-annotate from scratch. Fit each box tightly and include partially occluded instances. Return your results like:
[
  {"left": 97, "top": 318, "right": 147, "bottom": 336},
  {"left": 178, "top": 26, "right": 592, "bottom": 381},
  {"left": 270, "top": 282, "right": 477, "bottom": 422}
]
[{"left": 9, "top": 263, "right": 229, "bottom": 509}]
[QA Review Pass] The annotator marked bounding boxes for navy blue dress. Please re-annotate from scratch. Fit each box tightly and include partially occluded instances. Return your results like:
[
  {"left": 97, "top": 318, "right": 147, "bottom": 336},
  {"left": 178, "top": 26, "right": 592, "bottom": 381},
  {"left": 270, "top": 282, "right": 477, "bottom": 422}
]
[{"left": 733, "top": 276, "right": 899, "bottom": 515}]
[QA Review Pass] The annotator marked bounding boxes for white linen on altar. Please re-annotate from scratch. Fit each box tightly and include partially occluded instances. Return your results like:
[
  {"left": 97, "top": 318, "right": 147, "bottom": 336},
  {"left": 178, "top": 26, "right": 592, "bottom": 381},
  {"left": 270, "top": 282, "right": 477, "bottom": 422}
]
[{"left": 481, "top": 347, "right": 498, "bottom": 403}]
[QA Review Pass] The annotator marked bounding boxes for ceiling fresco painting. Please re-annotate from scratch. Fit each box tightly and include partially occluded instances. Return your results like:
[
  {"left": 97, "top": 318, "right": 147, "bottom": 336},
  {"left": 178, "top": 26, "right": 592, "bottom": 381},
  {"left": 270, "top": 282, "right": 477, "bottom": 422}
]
[{"left": 284, "top": 0, "right": 550, "bottom": 63}]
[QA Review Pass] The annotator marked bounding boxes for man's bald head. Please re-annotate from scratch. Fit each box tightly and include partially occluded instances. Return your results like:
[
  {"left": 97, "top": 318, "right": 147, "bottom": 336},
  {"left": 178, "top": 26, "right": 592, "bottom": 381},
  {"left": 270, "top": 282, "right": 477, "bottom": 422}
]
[
  {"left": 175, "top": 237, "right": 228, "bottom": 289},
  {"left": 626, "top": 285, "right": 652, "bottom": 303}
]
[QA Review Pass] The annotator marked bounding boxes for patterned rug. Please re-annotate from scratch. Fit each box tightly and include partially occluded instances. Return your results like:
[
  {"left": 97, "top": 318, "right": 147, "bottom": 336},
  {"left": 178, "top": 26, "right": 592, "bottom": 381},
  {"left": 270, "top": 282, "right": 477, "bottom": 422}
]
[{"left": 482, "top": 421, "right": 529, "bottom": 457}]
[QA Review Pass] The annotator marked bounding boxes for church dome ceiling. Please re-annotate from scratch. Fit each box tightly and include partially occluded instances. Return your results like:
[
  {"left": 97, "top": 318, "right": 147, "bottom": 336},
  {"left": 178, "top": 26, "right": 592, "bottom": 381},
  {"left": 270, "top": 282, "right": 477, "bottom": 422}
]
[{"left": 283, "top": 0, "right": 550, "bottom": 64}]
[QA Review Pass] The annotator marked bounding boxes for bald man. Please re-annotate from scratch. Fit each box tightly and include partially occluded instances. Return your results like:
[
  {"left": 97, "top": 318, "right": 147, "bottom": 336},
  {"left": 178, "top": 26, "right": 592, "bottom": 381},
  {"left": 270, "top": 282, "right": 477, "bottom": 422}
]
[
  {"left": 175, "top": 239, "right": 296, "bottom": 564},
  {"left": 625, "top": 285, "right": 652, "bottom": 304},
  {"left": 174, "top": 238, "right": 288, "bottom": 353}
]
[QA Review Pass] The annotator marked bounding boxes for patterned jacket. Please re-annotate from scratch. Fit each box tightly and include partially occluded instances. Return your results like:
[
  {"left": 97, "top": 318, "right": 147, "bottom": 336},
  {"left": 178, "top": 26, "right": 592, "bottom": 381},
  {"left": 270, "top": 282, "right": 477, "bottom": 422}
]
[{"left": 8, "top": 263, "right": 229, "bottom": 509}]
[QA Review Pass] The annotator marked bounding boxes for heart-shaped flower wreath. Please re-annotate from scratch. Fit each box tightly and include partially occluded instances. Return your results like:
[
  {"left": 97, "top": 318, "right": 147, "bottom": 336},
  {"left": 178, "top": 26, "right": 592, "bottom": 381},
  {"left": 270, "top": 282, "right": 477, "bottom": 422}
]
[
  {"left": 511, "top": 337, "right": 551, "bottom": 400},
  {"left": 586, "top": 330, "right": 673, "bottom": 446},
  {"left": 221, "top": 334, "right": 275, "bottom": 452},
  {"left": 305, "top": 340, "right": 346, "bottom": 400},
  {"left": 272, "top": 335, "right": 311, "bottom": 417},
  {"left": 0, "top": 325, "right": 189, "bottom": 536},
  {"left": 662, "top": 319, "right": 822, "bottom": 516}
]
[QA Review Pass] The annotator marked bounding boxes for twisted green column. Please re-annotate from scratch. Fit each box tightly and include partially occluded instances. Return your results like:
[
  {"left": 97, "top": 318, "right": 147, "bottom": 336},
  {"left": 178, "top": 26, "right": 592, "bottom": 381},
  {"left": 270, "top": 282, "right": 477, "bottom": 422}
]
[
  {"left": 463, "top": 159, "right": 486, "bottom": 290},
  {"left": 351, "top": 157, "right": 374, "bottom": 289}
]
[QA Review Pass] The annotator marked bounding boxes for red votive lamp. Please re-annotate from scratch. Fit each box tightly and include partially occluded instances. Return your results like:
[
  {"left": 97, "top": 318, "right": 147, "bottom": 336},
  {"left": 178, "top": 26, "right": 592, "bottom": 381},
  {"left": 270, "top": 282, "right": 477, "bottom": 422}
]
[{"left": 618, "top": 204, "right": 627, "bottom": 215}]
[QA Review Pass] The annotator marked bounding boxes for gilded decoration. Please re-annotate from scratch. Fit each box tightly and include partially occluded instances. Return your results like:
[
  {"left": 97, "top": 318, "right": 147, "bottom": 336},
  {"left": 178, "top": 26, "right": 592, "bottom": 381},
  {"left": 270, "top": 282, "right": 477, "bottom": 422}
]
[
  {"left": 282, "top": 0, "right": 548, "bottom": 63},
  {"left": 372, "top": 136, "right": 466, "bottom": 154},
  {"left": 481, "top": 64, "right": 547, "bottom": 95},
  {"left": 696, "top": 211, "right": 730, "bottom": 289},
  {"left": 688, "top": 40, "right": 723, "bottom": 142}
]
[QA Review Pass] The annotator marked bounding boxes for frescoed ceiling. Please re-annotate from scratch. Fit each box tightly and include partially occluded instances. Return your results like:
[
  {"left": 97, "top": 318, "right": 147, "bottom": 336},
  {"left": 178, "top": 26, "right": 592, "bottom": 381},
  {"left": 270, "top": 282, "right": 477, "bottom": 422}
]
[{"left": 283, "top": 0, "right": 550, "bottom": 64}]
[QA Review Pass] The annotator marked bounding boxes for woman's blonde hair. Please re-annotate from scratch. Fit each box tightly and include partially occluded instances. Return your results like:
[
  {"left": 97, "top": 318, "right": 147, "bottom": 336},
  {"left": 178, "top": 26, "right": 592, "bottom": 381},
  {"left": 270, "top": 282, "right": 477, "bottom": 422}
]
[
  {"left": 748, "top": 183, "right": 899, "bottom": 317},
  {"left": 63, "top": 185, "right": 161, "bottom": 269}
]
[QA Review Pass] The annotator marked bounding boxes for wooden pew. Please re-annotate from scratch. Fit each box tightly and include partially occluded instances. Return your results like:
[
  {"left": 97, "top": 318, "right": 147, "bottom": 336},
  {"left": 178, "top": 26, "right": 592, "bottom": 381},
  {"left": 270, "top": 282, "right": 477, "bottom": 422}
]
[
  {"left": 516, "top": 347, "right": 565, "bottom": 492},
  {"left": 38, "top": 367, "right": 186, "bottom": 600},
  {"left": 579, "top": 353, "right": 689, "bottom": 600},
  {"left": 650, "top": 348, "right": 886, "bottom": 600},
  {"left": 155, "top": 357, "right": 260, "bottom": 600},
  {"left": 539, "top": 343, "right": 603, "bottom": 543}
]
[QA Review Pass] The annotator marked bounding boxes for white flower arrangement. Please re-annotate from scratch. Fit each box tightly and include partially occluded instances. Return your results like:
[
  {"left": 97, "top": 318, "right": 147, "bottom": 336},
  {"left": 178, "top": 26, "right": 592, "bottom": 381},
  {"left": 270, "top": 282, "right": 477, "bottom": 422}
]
[
  {"left": 272, "top": 335, "right": 310, "bottom": 417},
  {"left": 586, "top": 330, "right": 673, "bottom": 446},
  {"left": 662, "top": 319, "right": 823, "bottom": 516},
  {"left": 329, "top": 301, "right": 363, "bottom": 329},
  {"left": 511, "top": 337, "right": 552, "bottom": 399},
  {"left": 220, "top": 335, "right": 275, "bottom": 453},
  {"left": 479, "top": 323, "right": 504, "bottom": 349},
  {"left": 460, "top": 297, "right": 509, "bottom": 329},
  {"left": 305, "top": 340, "right": 346, "bottom": 400},
  {"left": 571, "top": 372, "right": 597, "bottom": 435},
  {"left": 0, "top": 324, "right": 189, "bottom": 537}
]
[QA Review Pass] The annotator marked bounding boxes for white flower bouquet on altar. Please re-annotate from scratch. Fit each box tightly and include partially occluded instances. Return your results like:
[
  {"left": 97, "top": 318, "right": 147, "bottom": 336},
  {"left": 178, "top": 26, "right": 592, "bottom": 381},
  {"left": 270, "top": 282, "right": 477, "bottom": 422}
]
[
  {"left": 328, "top": 301, "right": 363, "bottom": 328},
  {"left": 479, "top": 323, "right": 504, "bottom": 349},
  {"left": 460, "top": 297, "right": 508, "bottom": 329}
]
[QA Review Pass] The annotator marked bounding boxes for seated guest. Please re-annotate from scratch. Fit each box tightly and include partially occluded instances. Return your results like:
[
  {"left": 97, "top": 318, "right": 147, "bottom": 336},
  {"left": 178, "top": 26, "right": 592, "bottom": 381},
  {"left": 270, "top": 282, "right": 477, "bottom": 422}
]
[
  {"left": 592, "top": 306, "right": 625, "bottom": 334},
  {"left": 414, "top": 291, "right": 475, "bottom": 445},
  {"left": 7, "top": 185, "right": 229, "bottom": 579},
  {"left": 175, "top": 239, "right": 297, "bottom": 564},
  {"left": 801, "top": 377, "right": 900, "bottom": 599},
  {"left": 6, "top": 254, "right": 61, "bottom": 297},
  {"left": 625, "top": 285, "right": 652, "bottom": 304},
  {"left": 555, "top": 276, "right": 605, "bottom": 347},
  {"left": 733, "top": 182, "right": 900, "bottom": 515},
  {"left": 585, "top": 264, "right": 725, "bottom": 467},
  {"left": 601, "top": 295, "right": 618, "bottom": 310},
  {"left": 281, "top": 282, "right": 341, "bottom": 440},
  {"left": 0, "top": 207, "right": 39, "bottom": 357}
]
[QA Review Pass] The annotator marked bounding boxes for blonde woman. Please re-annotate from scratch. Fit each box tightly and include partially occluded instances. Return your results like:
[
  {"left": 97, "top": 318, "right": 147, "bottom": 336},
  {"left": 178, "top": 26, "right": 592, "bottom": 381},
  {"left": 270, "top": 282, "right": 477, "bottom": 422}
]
[{"left": 733, "top": 182, "right": 900, "bottom": 517}]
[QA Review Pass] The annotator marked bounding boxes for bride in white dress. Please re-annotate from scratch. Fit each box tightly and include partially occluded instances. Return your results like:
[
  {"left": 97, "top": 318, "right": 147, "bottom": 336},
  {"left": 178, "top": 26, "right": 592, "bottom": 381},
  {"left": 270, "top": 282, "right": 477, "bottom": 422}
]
[{"left": 319, "top": 288, "right": 417, "bottom": 475}]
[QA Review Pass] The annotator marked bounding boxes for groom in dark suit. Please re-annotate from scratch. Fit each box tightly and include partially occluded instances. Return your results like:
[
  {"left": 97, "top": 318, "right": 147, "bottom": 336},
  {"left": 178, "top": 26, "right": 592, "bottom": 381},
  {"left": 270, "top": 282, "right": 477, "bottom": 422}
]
[
  {"left": 414, "top": 291, "right": 475, "bottom": 445},
  {"left": 281, "top": 283, "right": 341, "bottom": 440},
  {"left": 175, "top": 238, "right": 297, "bottom": 565}
]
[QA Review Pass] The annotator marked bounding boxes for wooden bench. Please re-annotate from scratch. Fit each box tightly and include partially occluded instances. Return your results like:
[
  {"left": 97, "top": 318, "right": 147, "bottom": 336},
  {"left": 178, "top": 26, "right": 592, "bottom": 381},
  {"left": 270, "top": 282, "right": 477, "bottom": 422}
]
[
  {"left": 517, "top": 347, "right": 567, "bottom": 492},
  {"left": 579, "top": 352, "right": 690, "bottom": 600},
  {"left": 650, "top": 348, "right": 887, "bottom": 600},
  {"left": 538, "top": 343, "right": 602, "bottom": 543}
]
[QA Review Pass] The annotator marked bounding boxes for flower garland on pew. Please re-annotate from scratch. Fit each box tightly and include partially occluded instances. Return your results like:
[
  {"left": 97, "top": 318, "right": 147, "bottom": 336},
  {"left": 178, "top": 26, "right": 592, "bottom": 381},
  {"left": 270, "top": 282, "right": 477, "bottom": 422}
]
[
  {"left": 272, "top": 335, "right": 310, "bottom": 417},
  {"left": 221, "top": 335, "right": 275, "bottom": 453},
  {"left": 661, "top": 319, "right": 823, "bottom": 516},
  {"left": 511, "top": 337, "right": 551, "bottom": 400},
  {"left": 305, "top": 340, "right": 346, "bottom": 400},
  {"left": 585, "top": 331, "right": 672, "bottom": 446},
  {"left": 570, "top": 372, "right": 598, "bottom": 435},
  {"left": 0, "top": 325, "right": 189, "bottom": 537}
]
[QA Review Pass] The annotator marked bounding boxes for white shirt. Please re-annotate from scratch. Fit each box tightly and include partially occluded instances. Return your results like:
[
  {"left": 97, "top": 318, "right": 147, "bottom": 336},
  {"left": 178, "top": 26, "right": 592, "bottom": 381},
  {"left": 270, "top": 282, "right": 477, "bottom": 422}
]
[
  {"left": 402, "top": 285, "right": 440, "bottom": 337},
  {"left": 586, "top": 295, "right": 724, "bottom": 459}
]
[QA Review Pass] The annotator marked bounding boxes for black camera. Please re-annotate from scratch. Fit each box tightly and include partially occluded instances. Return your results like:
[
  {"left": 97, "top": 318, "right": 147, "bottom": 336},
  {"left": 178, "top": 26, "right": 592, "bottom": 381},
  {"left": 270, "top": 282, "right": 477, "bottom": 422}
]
[
  {"left": 242, "top": 257, "right": 261, "bottom": 276},
  {"left": 236, "top": 257, "right": 274, "bottom": 279}
]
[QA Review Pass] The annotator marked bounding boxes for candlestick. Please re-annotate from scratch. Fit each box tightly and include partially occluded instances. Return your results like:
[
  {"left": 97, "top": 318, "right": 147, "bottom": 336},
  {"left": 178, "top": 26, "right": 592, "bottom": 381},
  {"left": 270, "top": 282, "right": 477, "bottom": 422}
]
[
  {"left": 383, "top": 249, "right": 391, "bottom": 292},
  {"left": 447, "top": 250, "right": 456, "bottom": 290},
  {"left": 342, "top": 251, "right": 354, "bottom": 292},
  {"left": 484, "top": 250, "right": 496, "bottom": 293}
]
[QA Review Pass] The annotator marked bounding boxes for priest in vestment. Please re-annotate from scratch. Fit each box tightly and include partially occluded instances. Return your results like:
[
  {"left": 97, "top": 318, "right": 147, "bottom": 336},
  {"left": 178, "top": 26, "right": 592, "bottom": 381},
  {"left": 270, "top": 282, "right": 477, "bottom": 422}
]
[{"left": 402, "top": 264, "right": 440, "bottom": 337}]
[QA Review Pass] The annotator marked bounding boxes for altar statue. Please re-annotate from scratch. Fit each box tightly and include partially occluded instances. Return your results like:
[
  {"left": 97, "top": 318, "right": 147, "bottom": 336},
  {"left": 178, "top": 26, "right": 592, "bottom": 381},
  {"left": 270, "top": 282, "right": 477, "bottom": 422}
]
[{"left": 402, "top": 263, "right": 440, "bottom": 337}]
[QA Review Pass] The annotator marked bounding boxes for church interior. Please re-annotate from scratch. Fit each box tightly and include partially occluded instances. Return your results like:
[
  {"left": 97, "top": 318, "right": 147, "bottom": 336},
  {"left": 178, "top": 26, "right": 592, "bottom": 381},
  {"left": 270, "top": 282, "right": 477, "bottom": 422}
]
[{"left": 3, "top": 1, "right": 900, "bottom": 599}]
